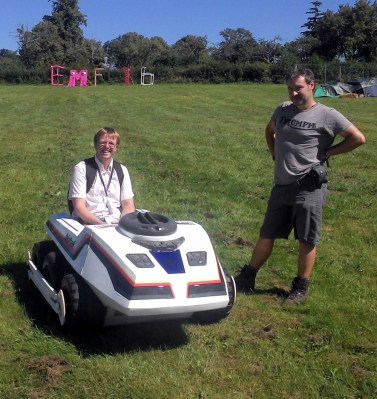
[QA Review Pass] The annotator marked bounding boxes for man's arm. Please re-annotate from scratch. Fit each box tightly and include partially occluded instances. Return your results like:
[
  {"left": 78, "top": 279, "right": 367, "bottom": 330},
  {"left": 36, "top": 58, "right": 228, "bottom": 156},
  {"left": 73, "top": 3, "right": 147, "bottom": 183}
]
[
  {"left": 72, "top": 198, "right": 106, "bottom": 225},
  {"left": 120, "top": 198, "right": 136, "bottom": 218},
  {"left": 265, "top": 119, "right": 276, "bottom": 159},
  {"left": 325, "top": 125, "right": 366, "bottom": 158}
]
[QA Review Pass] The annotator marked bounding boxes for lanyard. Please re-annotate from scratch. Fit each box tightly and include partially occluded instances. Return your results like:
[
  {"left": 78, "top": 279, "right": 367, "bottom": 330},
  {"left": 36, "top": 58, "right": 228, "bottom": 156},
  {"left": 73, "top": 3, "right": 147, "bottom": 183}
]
[{"left": 97, "top": 166, "right": 114, "bottom": 197}]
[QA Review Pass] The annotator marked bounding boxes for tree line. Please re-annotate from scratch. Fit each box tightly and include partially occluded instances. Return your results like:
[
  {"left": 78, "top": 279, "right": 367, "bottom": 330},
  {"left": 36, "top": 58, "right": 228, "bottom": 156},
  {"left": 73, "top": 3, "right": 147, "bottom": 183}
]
[{"left": 1, "top": 0, "right": 376, "bottom": 84}]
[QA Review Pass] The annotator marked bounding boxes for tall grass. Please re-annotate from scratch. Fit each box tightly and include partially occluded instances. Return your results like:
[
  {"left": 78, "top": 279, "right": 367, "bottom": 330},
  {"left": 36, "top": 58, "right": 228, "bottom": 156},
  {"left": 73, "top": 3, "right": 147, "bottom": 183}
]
[{"left": 0, "top": 84, "right": 376, "bottom": 399}]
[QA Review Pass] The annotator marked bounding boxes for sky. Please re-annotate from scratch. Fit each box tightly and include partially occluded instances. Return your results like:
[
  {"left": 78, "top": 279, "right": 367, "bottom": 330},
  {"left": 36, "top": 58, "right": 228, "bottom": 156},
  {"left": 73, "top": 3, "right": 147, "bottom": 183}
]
[{"left": 1, "top": 0, "right": 356, "bottom": 51}]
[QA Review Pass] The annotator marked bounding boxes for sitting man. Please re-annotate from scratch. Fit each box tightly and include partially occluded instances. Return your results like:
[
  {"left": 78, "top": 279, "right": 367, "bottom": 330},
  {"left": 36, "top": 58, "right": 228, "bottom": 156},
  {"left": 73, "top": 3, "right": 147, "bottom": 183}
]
[{"left": 68, "top": 127, "right": 136, "bottom": 224}]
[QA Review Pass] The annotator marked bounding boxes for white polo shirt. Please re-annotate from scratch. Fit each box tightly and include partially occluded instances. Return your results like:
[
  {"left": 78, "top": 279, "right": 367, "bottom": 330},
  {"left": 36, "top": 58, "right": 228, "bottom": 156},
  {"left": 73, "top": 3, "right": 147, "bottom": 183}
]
[{"left": 68, "top": 156, "right": 134, "bottom": 220}]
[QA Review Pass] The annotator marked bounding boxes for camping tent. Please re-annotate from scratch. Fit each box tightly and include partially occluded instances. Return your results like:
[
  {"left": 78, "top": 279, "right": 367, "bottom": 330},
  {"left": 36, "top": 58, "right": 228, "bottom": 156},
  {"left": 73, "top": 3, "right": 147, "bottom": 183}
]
[
  {"left": 314, "top": 78, "right": 377, "bottom": 98},
  {"left": 359, "top": 78, "right": 377, "bottom": 96}
]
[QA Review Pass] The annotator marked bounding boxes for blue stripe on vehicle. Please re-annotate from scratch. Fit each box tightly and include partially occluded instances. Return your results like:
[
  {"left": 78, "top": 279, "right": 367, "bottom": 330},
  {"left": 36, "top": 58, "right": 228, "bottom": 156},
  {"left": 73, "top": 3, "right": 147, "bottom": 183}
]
[{"left": 150, "top": 250, "right": 185, "bottom": 274}]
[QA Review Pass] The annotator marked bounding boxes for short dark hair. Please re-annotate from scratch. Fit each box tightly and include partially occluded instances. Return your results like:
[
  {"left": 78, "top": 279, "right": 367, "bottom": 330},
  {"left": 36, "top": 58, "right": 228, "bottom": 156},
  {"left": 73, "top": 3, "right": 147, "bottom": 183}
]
[{"left": 286, "top": 68, "right": 315, "bottom": 84}]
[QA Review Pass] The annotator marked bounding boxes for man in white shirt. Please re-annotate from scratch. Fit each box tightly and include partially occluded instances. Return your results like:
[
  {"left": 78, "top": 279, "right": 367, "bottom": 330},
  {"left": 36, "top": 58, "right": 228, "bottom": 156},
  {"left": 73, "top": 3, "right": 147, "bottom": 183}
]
[{"left": 68, "top": 127, "right": 135, "bottom": 224}]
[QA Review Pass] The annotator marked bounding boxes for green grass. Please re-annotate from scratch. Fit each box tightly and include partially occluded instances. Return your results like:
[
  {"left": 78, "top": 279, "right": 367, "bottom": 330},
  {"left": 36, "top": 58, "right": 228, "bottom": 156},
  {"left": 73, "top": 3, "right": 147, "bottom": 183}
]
[{"left": 0, "top": 83, "right": 376, "bottom": 399}]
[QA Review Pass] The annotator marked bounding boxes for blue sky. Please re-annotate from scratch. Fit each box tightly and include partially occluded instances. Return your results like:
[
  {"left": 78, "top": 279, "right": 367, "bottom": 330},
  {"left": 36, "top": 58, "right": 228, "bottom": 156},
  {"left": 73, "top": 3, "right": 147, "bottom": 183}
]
[{"left": 1, "top": 0, "right": 355, "bottom": 51}]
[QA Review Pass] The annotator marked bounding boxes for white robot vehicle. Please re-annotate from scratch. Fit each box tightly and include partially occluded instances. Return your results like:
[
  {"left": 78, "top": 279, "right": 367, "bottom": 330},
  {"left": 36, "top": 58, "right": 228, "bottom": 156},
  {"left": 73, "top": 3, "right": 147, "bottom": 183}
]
[{"left": 28, "top": 211, "right": 236, "bottom": 330}]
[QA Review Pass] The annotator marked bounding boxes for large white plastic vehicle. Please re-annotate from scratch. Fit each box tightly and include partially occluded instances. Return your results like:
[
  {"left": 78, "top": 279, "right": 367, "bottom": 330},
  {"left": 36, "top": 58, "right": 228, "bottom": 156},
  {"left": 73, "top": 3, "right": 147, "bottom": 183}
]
[{"left": 28, "top": 211, "right": 236, "bottom": 330}]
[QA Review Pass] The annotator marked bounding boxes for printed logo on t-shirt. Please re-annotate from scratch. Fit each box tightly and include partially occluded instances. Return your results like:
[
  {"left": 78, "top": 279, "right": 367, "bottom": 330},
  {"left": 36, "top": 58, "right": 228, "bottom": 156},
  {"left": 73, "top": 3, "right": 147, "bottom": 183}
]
[{"left": 279, "top": 116, "right": 316, "bottom": 130}]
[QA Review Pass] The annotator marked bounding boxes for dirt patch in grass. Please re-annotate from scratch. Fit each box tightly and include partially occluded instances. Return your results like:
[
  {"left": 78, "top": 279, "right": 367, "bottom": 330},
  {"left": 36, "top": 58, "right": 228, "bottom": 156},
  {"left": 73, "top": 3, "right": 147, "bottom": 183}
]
[
  {"left": 27, "top": 355, "right": 71, "bottom": 384},
  {"left": 258, "top": 323, "right": 279, "bottom": 340},
  {"left": 230, "top": 236, "right": 255, "bottom": 247}
]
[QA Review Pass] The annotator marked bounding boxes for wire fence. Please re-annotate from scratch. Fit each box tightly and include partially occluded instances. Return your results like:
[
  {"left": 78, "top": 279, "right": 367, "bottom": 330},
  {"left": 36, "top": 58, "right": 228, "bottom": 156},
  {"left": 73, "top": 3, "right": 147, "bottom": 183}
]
[{"left": 305, "top": 63, "right": 377, "bottom": 84}]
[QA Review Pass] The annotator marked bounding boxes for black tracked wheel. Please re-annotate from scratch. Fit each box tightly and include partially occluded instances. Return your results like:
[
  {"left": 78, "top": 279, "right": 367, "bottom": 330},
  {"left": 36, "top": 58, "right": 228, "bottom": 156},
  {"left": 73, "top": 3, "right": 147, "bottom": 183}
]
[
  {"left": 31, "top": 240, "right": 57, "bottom": 270},
  {"left": 221, "top": 268, "right": 236, "bottom": 316},
  {"left": 32, "top": 240, "right": 67, "bottom": 289},
  {"left": 42, "top": 251, "right": 63, "bottom": 289},
  {"left": 60, "top": 273, "right": 106, "bottom": 331},
  {"left": 191, "top": 268, "right": 236, "bottom": 324}
]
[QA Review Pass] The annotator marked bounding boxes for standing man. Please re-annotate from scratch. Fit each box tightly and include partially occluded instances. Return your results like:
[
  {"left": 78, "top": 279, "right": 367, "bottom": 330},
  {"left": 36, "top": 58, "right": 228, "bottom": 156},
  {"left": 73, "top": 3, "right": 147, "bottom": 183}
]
[
  {"left": 68, "top": 127, "right": 136, "bottom": 225},
  {"left": 235, "top": 68, "right": 365, "bottom": 305}
]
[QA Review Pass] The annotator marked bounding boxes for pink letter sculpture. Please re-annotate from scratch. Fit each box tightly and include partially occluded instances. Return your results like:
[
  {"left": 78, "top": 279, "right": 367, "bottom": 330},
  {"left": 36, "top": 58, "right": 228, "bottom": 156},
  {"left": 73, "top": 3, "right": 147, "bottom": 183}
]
[
  {"left": 50, "top": 65, "right": 65, "bottom": 86},
  {"left": 68, "top": 69, "right": 88, "bottom": 87}
]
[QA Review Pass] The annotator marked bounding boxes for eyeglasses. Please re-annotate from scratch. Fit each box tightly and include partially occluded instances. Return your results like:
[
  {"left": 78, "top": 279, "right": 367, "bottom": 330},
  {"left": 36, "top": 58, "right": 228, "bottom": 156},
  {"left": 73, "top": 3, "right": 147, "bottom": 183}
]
[{"left": 98, "top": 141, "right": 116, "bottom": 148}]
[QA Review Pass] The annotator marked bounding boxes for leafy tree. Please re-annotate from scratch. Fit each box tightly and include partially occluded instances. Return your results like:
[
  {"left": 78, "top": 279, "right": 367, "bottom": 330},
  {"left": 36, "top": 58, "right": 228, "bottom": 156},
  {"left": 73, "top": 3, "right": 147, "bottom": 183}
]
[
  {"left": 215, "top": 28, "right": 257, "bottom": 64},
  {"left": 255, "top": 36, "right": 283, "bottom": 64},
  {"left": 0, "top": 49, "right": 24, "bottom": 83},
  {"left": 0, "top": 49, "right": 22, "bottom": 70},
  {"left": 337, "top": 0, "right": 377, "bottom": 62},
  {"left": 105, "top": 33, "right": 151, "bottom": 68},
  {"left": 308, "top": 10, "right": 343, "bottom": 61},
  {"left": 301, "top": 0, "right": 377, "bottom": 62},
  {"left": 84, "top": 38, "right": 106, "bottom": 67},
  {"left": 284, "top": 35, "right": 321, "bottom": 63},
  {"left": 171, "top": 35, "right": 208, "bottom": 65},
  {"left": 105, "top": 34, "right": 169, "bottom": 73},
  {"left": 17, "top": 25, "right": 39, "bottom": 68},
  {"left": 17, "top": 0, "right": 89, "bottom": 68},
  {"left": 0, "top": 49, "right": 19, "bottom": 62},
  {"left": 44, "top": 0, "right": 87, "bottom": 65},
  {"left": 18, "top": 20, "right": 64, "bottom": 68},
  {"left": 47, "top": 0, "right": 87, "bottom": 39},
  {"left": 148, "top": 36, "right": 170, "bottom": 66},
  {"left": 301, "top": 1, "right": 324, "bottom": 36}
]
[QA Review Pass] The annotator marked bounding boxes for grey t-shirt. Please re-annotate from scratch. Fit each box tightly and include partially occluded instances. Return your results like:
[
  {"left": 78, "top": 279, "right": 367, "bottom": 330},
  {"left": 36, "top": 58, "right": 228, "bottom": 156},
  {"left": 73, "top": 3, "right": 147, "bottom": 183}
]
[{"left": 271, "top": 101, "right": 352, "bottom": 185}]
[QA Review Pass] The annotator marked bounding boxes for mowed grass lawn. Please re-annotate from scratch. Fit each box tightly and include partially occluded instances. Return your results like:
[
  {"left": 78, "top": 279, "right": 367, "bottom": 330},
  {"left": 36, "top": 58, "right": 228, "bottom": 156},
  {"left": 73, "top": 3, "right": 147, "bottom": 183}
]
[{"left": 0, "top": 83, "right": 376, "bottom": 399}]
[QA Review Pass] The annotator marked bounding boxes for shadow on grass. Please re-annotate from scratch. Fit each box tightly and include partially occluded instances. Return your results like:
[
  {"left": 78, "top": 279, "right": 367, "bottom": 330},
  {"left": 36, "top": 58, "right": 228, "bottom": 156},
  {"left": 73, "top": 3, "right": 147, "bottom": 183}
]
[{"left": 1, "top": 262, "right": 189, "bottom": 356}]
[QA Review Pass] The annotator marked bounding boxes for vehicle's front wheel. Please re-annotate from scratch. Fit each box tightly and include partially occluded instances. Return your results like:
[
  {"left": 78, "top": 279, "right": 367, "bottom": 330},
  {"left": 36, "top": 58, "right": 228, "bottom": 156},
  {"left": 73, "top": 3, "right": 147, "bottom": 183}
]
[
  {"left": 32, "top": 240, "right": 67, "bottom": 290},
  {"left": 31, "top": 240, "right": 57, "bottom": 270},
  {"left": 42, "top": 250, "right": 65, "bottom": 289}
]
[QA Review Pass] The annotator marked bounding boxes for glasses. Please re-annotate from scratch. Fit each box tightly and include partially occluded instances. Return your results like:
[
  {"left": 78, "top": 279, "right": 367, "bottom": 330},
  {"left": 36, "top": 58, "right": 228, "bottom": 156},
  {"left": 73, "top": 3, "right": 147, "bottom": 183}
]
[{"left": 98, "top": 141, "right": 116, "bottom": 148}]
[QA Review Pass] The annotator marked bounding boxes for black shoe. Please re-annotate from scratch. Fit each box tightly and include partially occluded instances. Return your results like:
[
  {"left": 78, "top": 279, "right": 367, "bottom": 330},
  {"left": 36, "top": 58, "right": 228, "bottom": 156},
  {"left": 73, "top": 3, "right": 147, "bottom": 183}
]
[
  {"left": 283, "top": 276, "right": 309, "bottom": 306},
  {"left": 234, "top": 264, "right": 257, "bottom": 293}
]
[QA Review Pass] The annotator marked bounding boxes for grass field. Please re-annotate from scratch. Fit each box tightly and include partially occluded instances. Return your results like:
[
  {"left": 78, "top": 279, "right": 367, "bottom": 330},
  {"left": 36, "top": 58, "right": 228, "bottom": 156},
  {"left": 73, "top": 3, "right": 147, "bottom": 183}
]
[{"left": 0, "top": 83, "right": 376, "bottom": 399}]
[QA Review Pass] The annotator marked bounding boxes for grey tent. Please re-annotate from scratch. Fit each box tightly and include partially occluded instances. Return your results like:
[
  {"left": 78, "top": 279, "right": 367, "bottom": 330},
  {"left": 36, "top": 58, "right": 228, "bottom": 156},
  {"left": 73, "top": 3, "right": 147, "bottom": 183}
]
[
  {"left": 314, "top": 78, "right": 377, "bottom": 98},
  {"left": 353, "top": 78, "right": 377, "bottom": 97}
]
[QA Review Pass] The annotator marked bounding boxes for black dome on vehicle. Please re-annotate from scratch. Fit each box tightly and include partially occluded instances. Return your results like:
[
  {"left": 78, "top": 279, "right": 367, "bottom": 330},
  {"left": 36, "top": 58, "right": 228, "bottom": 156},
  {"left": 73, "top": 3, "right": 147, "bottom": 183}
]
[{"left": 119, "top": 211, "right": 177, "bottom": 236}]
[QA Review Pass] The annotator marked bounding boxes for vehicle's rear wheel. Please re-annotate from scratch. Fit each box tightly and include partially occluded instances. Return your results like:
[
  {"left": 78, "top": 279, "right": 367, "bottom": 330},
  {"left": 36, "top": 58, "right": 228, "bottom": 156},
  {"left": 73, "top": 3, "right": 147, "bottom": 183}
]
[{"left": 60, "top": 273, "right": 106, "bottom": 331}]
